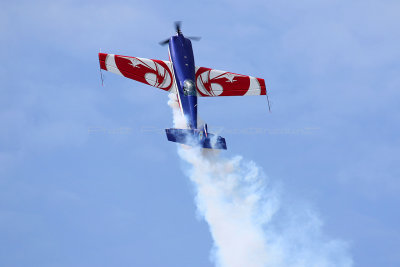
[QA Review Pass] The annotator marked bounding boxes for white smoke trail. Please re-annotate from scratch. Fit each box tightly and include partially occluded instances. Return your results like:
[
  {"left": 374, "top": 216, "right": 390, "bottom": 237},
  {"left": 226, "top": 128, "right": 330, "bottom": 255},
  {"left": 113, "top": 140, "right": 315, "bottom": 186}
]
[{"left": 167, "top": 94, "right": 353, "bottom": 267}]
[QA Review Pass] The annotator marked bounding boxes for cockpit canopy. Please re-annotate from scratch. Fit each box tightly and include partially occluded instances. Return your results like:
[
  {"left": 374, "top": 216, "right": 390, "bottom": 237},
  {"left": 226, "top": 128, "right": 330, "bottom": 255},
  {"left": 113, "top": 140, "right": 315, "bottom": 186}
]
[{"left": 183, "top": 79, "right": 196, "bottom": 96}]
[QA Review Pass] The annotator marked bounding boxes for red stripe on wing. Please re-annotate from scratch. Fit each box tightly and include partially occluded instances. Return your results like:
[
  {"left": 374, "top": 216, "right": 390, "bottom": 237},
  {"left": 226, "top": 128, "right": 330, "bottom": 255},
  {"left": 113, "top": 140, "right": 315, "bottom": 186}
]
[
  {"left": 99, "top": 53, "right": 107, "bottom": 70},
  {"left": 258, "top": 78, "right": 266, "bottom": 95}
]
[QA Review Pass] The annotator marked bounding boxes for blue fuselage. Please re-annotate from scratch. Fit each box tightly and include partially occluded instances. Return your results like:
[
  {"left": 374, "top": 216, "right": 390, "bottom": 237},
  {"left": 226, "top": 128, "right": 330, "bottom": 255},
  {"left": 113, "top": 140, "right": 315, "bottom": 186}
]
[{"left": 168, "top": 34, "right": 197, "bottom": 129}]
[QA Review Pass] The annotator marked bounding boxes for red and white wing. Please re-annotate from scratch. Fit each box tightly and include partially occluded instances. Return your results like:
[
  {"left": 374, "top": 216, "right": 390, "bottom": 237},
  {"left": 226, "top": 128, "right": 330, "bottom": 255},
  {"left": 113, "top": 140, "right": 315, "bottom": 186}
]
[
  {"left": 99, "top": 53, "right": 175, "bottom": 92},
  {"left": 195, "top": 67, "right": 266, "bottom": 97}
]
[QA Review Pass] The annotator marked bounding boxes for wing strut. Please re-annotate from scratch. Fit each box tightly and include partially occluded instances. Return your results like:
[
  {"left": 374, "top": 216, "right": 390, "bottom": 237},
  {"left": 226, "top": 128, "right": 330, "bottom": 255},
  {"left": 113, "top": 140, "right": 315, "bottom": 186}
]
[
  {"left": 266, "top": 90, "right": 271, "bottom": 112},
  {"left": 99, "top": 68, "right": 104, "bottom": 86},
  {"left": 99, "top": 48, "right": 104, "bottom": 86}
]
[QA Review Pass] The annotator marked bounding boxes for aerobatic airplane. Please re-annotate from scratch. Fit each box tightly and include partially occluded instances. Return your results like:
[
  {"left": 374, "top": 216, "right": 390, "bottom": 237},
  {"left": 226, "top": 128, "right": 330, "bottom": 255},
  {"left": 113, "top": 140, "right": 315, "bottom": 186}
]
[{"left": 98, "top": 22, "right": 269, "bottom": 150}]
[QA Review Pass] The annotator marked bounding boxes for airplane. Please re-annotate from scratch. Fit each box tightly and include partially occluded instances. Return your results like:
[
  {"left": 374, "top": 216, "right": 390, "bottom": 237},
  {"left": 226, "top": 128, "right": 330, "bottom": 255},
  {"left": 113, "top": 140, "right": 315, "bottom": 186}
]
[{"left": 98, "top": 22, "right": 270, "bottom": 150}]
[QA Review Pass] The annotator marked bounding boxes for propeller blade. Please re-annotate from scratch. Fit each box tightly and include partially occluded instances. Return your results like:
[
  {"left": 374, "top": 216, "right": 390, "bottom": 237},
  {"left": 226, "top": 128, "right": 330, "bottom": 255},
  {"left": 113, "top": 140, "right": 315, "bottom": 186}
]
[
  {"left": 175, "top": 21, "right": 182, "bottom": 34},
  {"left": 159, "top": 38, "right": 170, "bottom": 46},
  {"left": 188, "top": 36, "right": 202, "bottom": 41}
]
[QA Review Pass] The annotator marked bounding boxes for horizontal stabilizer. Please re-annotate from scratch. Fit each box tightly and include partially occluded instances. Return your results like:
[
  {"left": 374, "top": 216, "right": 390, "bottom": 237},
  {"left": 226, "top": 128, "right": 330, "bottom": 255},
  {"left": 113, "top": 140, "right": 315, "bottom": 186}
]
[{"left": 165, "top": 128, "right": 227, "bottom": 150}]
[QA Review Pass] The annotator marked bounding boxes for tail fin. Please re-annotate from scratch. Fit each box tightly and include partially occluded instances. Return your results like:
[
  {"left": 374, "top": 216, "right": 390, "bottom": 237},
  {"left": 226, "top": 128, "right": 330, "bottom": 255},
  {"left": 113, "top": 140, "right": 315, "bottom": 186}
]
[{"left": 165, "top": 128, "right": 227, "bottom": 150}]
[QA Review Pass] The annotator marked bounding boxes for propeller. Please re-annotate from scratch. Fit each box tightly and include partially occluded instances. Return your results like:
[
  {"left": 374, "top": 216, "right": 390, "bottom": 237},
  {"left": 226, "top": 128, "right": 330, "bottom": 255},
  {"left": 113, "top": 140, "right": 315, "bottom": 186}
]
[
  {"left": 159, "top": 21, "right": 201, "bottom": 46},
  {"left": 175, "top": 21, "right": 182, "bottom": 34},
  {"left": 188, "top": 36, "right": 201, "bottom": 41},
  {"left": 159, "top": 39, "right": 170, "bottom": 46}
]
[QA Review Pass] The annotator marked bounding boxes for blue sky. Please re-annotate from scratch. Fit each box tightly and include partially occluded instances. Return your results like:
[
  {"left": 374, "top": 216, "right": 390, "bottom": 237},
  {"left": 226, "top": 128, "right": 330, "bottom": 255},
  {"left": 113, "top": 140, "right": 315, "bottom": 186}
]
[{"left": 1, "top": 0, "right": 399, "bottom": 266}]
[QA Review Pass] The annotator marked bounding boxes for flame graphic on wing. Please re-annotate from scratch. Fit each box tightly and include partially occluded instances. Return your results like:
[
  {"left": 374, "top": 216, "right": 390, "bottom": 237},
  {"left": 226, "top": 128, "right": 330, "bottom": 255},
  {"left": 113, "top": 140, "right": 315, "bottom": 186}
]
[{"left": 118, "top": 56, "right": 173, "bottom": 90}]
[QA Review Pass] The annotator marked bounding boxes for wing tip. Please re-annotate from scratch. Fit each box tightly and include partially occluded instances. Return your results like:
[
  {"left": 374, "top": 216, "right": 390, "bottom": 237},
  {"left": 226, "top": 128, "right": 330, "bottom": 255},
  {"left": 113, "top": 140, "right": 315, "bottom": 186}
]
[
  {"left": 99, "top": 53, "right": 108, "bottom": 70},
  {"left": 257, "top": 78, "right": 267, "bottom": 95}
]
